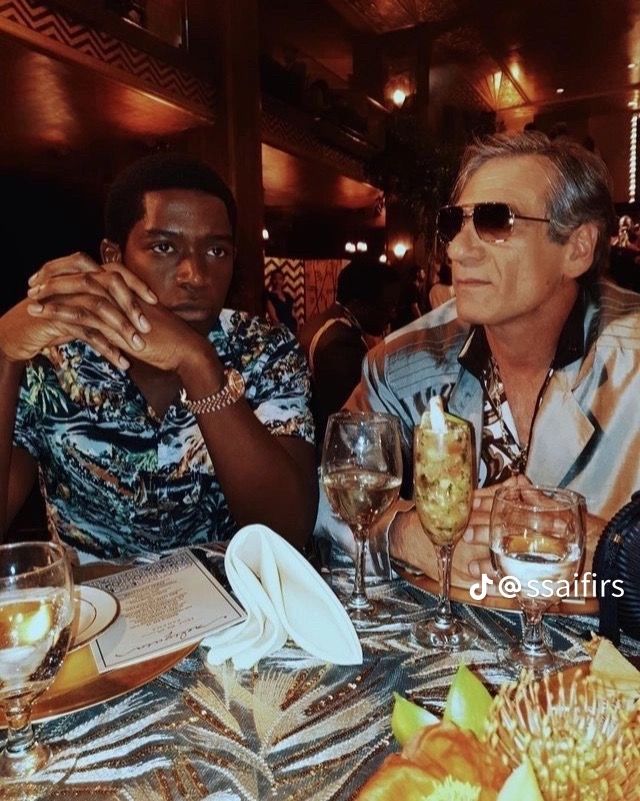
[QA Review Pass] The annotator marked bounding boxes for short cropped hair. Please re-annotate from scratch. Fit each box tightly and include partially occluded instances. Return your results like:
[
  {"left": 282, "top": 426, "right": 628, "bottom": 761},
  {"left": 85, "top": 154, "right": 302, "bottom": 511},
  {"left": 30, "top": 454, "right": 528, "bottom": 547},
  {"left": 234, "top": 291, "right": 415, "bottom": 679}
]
[
  {"left": 336, "top": 256, "right": 400, "bottom": 305},
  {"left": 104, "top": 152, "right": 237, "bottom": 249},
  {"left": 452, "top": 132, "right": 617, "bottom": 282}
]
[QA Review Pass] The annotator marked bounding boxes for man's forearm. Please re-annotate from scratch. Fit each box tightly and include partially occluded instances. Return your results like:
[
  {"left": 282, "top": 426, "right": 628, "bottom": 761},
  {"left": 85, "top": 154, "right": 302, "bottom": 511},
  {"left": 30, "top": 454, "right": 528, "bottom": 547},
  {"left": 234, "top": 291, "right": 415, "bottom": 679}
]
[
  {"left": 388, "top": 505, "right": 608, "bottom": 589},
  {"left": 198, "top": 404, "right": 317, "bottom": 547},
  {"left": 177, "top": 346, "right": 317, "bottom": 548}
]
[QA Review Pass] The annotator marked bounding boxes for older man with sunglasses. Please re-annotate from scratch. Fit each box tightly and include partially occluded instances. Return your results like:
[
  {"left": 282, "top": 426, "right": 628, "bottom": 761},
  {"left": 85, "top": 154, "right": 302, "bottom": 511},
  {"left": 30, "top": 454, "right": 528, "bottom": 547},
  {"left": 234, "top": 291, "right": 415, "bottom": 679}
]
[{"left": 316, "top": 131, "right": 640, "bottom": 590}]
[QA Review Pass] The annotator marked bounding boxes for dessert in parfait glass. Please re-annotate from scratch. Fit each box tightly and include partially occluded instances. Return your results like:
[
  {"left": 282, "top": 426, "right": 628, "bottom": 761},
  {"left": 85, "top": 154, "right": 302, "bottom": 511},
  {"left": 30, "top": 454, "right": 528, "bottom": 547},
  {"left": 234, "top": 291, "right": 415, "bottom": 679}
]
[{"left": 413, "top": 398, "right": 477, "bottom": 650}]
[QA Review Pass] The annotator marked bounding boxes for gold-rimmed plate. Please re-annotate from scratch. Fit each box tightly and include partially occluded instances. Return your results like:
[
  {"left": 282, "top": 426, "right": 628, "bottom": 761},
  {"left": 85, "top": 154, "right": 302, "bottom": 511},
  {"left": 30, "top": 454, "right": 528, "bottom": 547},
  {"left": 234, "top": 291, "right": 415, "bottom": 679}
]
[
  {"left": 70, "top": 586, "right": 120, "bottom": 651},
  {"left": 0, "top": 643, "right": 196, "bottom": 725}
]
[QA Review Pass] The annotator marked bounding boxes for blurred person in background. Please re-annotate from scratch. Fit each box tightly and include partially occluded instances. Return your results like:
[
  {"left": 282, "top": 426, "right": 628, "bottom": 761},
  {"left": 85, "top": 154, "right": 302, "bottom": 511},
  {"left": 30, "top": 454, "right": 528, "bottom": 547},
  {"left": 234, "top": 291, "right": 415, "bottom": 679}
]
[
  {"left": 298, "top": 256, "right": 400, "bottom": 448},
  {"left": 613, "top": 215, "right": 633, "bottom": 249},
  {"left": 428, "top": 256, "right": 455, "bottom": 309},
  {"left": 609, "top": 215, "right": 640, "bottom": 293},
  {"left": 392, "top": 264, "right": 426, "bottom": 327},
  {"left": 265, "top": 269, "right": 298, "bottom": 334}
]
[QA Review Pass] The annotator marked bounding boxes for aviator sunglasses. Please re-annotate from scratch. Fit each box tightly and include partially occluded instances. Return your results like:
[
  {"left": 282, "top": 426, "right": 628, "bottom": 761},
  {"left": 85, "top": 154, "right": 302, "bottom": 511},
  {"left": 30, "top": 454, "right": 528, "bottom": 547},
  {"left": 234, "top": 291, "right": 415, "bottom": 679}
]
[{"left": 436, "top": 202, "right": 551, "bottom": 244}]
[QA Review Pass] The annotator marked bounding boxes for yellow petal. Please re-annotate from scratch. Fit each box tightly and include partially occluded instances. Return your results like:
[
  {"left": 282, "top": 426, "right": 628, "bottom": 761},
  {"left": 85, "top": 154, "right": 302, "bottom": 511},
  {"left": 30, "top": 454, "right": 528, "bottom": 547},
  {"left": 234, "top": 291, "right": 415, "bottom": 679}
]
[
  {"left": 590, "top": 638, "right": 640, "bottom": 694},
  {"left": 496, "top": 758, "right": 543, "bottom": 801}
]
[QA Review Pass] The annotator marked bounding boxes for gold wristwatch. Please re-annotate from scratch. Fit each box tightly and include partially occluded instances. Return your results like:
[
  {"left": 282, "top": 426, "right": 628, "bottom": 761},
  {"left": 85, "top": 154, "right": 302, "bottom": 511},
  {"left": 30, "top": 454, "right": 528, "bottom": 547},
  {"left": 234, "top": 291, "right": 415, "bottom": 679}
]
[{"left": 179, "top": 369, "right": 245, "bottom": 414}]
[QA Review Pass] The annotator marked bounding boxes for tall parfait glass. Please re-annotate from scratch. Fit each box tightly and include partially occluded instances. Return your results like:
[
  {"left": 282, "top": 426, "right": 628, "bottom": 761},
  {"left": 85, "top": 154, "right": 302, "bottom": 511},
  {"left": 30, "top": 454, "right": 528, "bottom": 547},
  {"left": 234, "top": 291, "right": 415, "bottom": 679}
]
[
  {"left": 0, "top": 541, "right": 75, "bottom": 792},
  {"left": 321, "top": 411, "right": 403, "bottom": 626},
  {"left": 413, "top": 404, "right": 476, "bottom": 649}
]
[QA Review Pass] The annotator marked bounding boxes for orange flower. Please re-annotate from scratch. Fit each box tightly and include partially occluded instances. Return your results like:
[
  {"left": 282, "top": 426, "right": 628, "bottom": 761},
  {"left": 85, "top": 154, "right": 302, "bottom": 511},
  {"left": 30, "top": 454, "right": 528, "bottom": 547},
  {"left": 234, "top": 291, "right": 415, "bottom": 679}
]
[
  {"left": 405, "top": 721, "right": 509, "bottom": 797},
  {"left": 355, "top": 722, "right": 510, "bottom": 801},
  {"left": 355, "top": 755, "right": 441, "bottom": 801}
]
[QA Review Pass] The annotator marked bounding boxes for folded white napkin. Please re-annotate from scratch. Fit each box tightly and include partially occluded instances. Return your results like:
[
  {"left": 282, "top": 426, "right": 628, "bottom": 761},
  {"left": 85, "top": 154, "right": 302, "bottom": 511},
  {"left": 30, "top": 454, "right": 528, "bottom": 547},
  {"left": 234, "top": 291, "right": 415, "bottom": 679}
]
[{"left": 202, "top": 525, "right": 362, "bottom": 669}]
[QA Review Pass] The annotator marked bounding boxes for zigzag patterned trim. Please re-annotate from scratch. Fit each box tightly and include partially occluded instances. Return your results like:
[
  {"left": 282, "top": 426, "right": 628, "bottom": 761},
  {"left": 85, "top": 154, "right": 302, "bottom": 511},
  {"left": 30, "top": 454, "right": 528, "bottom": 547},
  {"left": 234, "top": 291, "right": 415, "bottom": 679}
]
[
  {"left": 262, "top": 96, "right": 366, "bottom": 182},
  {"left": 0, "top": 0, "right": 215, "bottom": 113}
]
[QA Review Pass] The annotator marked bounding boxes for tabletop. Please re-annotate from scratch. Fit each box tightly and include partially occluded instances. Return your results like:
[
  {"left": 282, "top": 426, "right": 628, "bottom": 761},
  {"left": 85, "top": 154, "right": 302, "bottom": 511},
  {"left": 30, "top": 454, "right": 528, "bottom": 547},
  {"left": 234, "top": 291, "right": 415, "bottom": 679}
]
[{"left": 6, "top": 568, "right": 640, "bottom": 801}]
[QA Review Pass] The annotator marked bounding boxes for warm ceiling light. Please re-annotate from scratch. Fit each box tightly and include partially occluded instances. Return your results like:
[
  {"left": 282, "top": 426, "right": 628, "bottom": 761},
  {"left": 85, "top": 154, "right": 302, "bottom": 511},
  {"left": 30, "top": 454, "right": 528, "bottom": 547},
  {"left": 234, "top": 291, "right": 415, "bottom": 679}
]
[
  {"left": 556, "top": 87, "right": 565, "bottom": 94},
  {"left": 379, "top": 254, "right": 388, "bottom": 264},
  {"left": 262, "top": 228, "right": 269, "bottom": 241},
  {"left": 629, "top": 63, "right": 637, "bottom": 69},
  {"left": 392, "top": 88, "right": 407, "bottom": 107},
  {"left": 508, "top": 60, "right": 522, "bottom": 81},
  {"left": 392, "top": 242, "right": 409, "bottom": 259},
  {"left": 356, "top": 241, "right": 368, "bottom": 252},
  {"left": 345, "top": 242, "right": 356, "bottom": 253}
]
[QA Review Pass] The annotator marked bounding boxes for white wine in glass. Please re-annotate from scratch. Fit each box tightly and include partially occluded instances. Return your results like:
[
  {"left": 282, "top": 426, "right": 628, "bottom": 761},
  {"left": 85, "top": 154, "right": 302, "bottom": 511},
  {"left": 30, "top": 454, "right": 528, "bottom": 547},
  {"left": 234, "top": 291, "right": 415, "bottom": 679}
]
[
  {"left": 0, "top": 541, "right": 75, "bottom": 791},
  {"left": 490, "top": 485, "right": 586, "bottom": 675},
  {"left": 413, "top": 405, "right": 477, "bottom": 650},
  {"left": 322, "top": 411, "right": 402, "bottom": 624}
]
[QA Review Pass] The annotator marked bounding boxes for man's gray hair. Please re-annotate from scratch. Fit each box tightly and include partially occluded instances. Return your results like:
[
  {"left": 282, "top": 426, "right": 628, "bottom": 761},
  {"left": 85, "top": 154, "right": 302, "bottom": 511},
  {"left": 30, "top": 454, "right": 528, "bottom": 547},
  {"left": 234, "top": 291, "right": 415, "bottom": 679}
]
[{"left": 452, "top": 132, "right": 617, "bottom": 282}]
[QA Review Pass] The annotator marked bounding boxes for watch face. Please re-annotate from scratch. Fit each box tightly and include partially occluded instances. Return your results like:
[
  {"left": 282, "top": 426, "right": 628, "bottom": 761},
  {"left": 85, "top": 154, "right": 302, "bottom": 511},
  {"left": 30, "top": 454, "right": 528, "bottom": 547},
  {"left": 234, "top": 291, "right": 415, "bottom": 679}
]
[{"left": 227, "top": 369, "right": 245, "bottom": 397}]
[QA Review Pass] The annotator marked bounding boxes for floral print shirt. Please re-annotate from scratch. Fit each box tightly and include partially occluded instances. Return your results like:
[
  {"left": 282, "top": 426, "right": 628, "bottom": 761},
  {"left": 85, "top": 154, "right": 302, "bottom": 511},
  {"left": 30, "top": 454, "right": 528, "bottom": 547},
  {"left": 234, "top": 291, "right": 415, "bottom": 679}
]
[{"left": 13, "top": 310, "right": 314, "bottom": 560}]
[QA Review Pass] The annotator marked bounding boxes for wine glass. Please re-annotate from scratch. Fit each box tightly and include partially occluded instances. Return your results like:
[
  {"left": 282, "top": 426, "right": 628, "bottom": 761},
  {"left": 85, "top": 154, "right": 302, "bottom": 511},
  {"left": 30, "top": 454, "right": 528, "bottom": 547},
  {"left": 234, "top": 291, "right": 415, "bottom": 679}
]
[
  {"left": 321, "top": 411, "right": 403, "bottom": 625},
  {"left": 489, "top": 486, "right": 586, "bottom": 675},
  {"left": 412, "top": 414, "right": 476, "bottom": 650},
  {"left": 0, "top": 541, "right": 75, "bottom": 788}
]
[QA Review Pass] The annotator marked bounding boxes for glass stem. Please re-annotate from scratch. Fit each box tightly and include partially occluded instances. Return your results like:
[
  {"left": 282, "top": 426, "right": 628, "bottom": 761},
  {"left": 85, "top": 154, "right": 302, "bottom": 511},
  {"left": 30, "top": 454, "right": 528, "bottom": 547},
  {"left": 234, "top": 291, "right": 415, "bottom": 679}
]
[
  {"left": 435, "top": 544, "right": 454, "bottom": 627},
  {"left": 349, "top": 525, "right": 371, "bottom": 610},
  {"left": 521, "top": 609, "right": 546, "bottom": 655},
  {"left": 4, "top": 703, "right": 36, "bottom": 758}
]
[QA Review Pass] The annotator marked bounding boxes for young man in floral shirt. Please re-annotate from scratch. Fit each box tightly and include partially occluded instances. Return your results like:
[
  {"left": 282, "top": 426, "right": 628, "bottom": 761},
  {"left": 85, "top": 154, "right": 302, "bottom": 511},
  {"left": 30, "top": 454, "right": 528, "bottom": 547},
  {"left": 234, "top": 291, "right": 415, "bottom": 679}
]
[{"left": 0, "top": 153, "right": 317, "bottom": 560}]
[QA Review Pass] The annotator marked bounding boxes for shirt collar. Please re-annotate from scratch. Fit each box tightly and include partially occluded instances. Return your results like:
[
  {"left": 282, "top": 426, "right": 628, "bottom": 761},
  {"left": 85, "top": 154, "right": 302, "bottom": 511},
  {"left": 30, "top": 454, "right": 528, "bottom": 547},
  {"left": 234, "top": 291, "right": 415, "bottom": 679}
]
[
  {"left": 458, "top": 288, "right": 587, "bottom": 378},
  {"left": 335, "top": 302, "right": 364, "bottom": 332}
]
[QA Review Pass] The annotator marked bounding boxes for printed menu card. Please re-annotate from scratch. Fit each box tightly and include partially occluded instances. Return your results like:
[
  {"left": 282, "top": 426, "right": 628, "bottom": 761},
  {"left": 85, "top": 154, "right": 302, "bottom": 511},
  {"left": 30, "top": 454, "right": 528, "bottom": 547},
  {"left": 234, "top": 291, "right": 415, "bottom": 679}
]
[{"left": 88, "top": 549, "right": 245, "bottom": 672}]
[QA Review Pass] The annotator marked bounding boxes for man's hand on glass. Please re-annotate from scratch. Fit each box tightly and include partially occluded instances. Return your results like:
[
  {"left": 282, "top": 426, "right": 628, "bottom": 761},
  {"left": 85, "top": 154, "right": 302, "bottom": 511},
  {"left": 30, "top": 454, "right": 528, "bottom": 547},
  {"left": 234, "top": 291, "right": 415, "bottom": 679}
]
[
  {"left": 389, "top": 474, "right": 605, "bottom": 592},
  {"left": 389, "top": 476, "right": 521, "bottom": 590}
]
